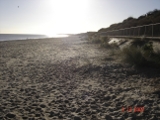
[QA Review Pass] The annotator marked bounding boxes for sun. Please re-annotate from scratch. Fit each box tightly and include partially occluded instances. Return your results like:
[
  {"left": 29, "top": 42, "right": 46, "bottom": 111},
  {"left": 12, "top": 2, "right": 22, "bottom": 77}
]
[{"left": 42, "top": 0, "right": 89, "bottom": 36}]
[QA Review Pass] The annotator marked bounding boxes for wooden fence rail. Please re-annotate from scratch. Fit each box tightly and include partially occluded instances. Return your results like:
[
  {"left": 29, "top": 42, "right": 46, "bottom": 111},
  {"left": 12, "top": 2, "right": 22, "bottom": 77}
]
[{"left": 99, "top": 23, "right": 160, "bottom": 38}]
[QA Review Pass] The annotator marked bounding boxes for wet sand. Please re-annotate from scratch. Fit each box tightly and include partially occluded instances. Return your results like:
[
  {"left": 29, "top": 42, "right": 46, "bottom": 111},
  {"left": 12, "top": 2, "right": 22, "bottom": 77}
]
[{"left": 0, "top": 36, "right": 160, "bottom": 120}]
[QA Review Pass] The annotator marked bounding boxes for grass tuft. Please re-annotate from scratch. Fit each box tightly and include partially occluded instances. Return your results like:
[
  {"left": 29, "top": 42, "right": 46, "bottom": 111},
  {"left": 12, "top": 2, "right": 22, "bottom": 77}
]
[
  {"left": 100, "top": 36, "right": 110, "bottom": 47},
  {"left": 88, "top": 34, "right": 119, "bottom": 49},
  {"left": 121, "top": 40, "right": 160, "bottom": 68},
  {"left": 121, "top": 46, "right": 147, "bottom": 66}
]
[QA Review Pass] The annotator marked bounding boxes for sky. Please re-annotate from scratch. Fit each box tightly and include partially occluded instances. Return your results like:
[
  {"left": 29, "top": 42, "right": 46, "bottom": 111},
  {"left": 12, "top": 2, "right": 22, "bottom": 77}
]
[{"left": 0, "top": 0, "right": 160, "bottom": 36}]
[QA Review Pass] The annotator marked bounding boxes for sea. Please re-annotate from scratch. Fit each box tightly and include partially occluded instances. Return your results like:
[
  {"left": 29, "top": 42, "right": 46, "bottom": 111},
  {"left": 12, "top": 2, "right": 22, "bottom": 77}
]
[
  {"left": 0, "top": 34, "right": 69, "bottom": 41},
  {"left": 0, "top": 34, "right": 48, "bottom": 41}
]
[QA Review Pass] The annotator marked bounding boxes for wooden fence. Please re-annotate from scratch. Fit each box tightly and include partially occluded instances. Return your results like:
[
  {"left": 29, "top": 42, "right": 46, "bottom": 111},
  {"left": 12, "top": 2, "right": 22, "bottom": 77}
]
[{"left": 99, "top": 23, "right": 160, "bottom": 38}]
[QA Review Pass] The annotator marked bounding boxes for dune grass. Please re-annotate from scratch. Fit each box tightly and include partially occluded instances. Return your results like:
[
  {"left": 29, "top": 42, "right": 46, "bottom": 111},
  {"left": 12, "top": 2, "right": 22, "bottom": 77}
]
[
  {"left": 88, "top": 35, "right": 119, "bottom": 49},
  {"left": 89, "top": 35, "right": 101, "bottom": 44},
  {"left": 88, "top": 33, "right": 160, "bottom": 68},
  {"left": 121, "top": 39, "right": 160, "bottom": 67}
]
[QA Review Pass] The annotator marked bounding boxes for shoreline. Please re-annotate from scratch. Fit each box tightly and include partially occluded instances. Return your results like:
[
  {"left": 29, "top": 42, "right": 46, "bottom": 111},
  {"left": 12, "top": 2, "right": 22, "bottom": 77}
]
[{"left": 0, "top": 34, "right": 71, "bottom": 42}]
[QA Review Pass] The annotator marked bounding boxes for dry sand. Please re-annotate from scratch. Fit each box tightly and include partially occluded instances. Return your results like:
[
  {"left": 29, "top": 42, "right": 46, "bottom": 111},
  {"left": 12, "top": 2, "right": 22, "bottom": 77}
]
[{"left": 0, "top": 36, "right": 160, "bottom": 120}]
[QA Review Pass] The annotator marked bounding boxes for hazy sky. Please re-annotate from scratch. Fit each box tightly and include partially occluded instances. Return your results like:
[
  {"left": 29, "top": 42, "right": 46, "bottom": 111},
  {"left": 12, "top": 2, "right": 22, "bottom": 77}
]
[{"left": 0, "top": 0, "right": 160, "bottom": 36}]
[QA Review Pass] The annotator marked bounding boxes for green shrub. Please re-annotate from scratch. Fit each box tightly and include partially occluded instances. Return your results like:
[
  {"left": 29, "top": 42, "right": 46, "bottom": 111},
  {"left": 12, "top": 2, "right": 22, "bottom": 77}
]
[
  {"left": 121, "top": 40, "right": 160, "bottom": 67},
  {"left": 89, "top": 35, "right": 119, "bottom": 50},
  {"left": 89, "top": 35, "right": 101, "bottom": 44},
  {"left": 100, "top": 36, "right": 109, "bottom": 43},
  {"left": 130, "top": 38, "right": 148, "bottom": 47},
  {"left": 150, "top": 45, "right": 160, "bottom": 66},
  {"left": 110, "top": 43, "right": 119, "bottom": 49},
  {"left": 100, "top": 37, "right": 110, "bottom": 47},
  {"left": 121, "top": 46, "right": 147, "bottom": 66},
  {"left": 141, "top": 41, "right": 153, "bottom": 58}
]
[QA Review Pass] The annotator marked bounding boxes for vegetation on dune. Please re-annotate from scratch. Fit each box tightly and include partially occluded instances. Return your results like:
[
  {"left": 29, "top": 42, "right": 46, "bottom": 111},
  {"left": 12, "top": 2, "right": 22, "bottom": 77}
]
[
  {"left": 100, "top": 36, "right": 110, "bottom": 47},
  {"left": 88, "top": 34, "right": 119, "bottom": 49},
  {"left": 86, "top": 9, "right": 160, "bottom": 68},
  {"left": 121, "top": 39, "right": 160, "bottom": 67},
  {"left": 87, "top": 9, "right": 160, "bottom": 43},
  {"left": 87, "top": 9, "right": 160, "bottom": 40},
  {"left": 90, "top": 35, "right": 101, "bottom": 44},
  {"left": 88, "top": 34, "right": 160, "bottom": 68},
  {"left": 98, "top": 9, "right": 160, "bottom": 33}
]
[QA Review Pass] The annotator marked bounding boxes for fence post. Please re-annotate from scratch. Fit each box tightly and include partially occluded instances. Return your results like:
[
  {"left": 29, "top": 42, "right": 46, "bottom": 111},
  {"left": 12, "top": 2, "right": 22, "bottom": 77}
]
[
  {"left": 144, "top": 26, "right": 146, "bottom": 36},
  {"left": 152, "top": 25, "right": 153, "bottom": 37},
  {"left": 138, "top": 27, "right": 140, "bottom": 36}
]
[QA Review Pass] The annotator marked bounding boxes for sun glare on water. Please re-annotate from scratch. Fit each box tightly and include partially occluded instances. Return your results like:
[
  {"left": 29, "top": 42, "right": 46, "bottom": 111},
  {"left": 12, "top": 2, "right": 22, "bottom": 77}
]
[
  {"left": 45, "top": 33, "right": 57, "bottom": 37},
  {"left": 46, "top": 33, "right": 68, "bottom": 38}
]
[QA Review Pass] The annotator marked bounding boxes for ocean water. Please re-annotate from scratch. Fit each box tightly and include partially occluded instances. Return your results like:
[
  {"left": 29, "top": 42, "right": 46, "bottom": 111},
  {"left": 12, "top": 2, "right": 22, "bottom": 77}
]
[{"left": 0, "top": 34, "right": 48, "bottom": 41}]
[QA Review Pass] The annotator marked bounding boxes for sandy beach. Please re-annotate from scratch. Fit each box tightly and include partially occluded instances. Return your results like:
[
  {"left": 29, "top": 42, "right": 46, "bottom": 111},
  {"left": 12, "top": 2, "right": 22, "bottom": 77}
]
[{"left": 0, "top": 36, "right": 160, "bottom": 120}]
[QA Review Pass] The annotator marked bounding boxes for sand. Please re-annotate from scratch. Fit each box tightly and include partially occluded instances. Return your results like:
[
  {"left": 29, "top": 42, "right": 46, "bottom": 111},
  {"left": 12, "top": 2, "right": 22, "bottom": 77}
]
[{"left": 0, "top": 36, "right": 160, "bottom": 120}]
